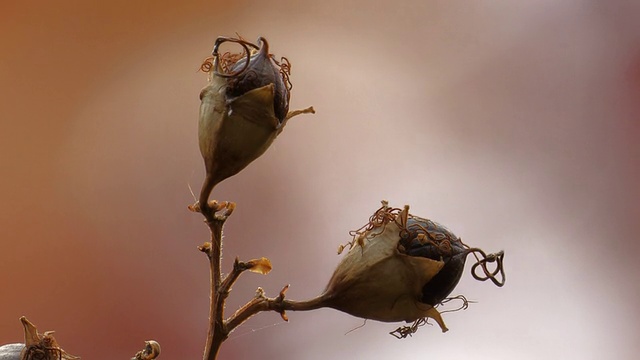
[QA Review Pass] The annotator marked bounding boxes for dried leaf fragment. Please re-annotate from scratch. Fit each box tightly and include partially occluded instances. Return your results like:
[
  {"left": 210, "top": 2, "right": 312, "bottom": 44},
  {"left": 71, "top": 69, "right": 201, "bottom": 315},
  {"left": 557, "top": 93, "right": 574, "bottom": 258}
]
[{"left": 247, "top": 257, "right": 272, "bottom": 274}]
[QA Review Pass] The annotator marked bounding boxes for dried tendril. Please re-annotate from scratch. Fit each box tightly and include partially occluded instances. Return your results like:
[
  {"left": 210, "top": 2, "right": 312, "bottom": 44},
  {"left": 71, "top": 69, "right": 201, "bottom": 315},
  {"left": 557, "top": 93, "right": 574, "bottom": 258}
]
[
  {"left": 199, "top": 36, "right": 294, "bottom": 96},
  {"left": 22, "top": 344, "right": 65, "bottom": 360},
  {"left": 390, "top": 318, "right": 430, "bottom": 339},
  {"left": 272, "top": 56, "right": 293, "bottom": 91},
  {"left": 338, "top": 201, "right": 404, "bottom": 254},
  {"left": 389, "top": 295, "right": 474, "bottom": 339}
]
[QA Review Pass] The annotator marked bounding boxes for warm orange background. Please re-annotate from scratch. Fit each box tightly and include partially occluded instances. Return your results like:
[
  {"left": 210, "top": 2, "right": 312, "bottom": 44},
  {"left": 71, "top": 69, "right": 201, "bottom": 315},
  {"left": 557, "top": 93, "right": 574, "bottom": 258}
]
[{"left": 1, "top": 1, "right": 639, "bottom": 359}]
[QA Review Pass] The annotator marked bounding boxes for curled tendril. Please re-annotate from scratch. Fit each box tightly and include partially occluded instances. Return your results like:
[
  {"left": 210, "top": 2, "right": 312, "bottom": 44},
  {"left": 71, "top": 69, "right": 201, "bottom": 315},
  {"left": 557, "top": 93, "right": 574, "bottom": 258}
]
[
  {"left": 211, "top": 37, "right": 259, "bottom": 78},
  {"left": 390, "top": 318, "right": 430, "bottom": 339},
  {"left": 390, "top": 295, "right": 474, "bottom": 339},
  {"left": 23, "top": 344, "right": 65, "bottom": 360},
  {"left": 437, "top": 294, "right": 474, "bottom": 314},
  {"left": 199, "top": 36, "right": 295, "bottom": 102},
  {"left": 199, "top": 56, "right": 214, "bottom": 73},
  {"left": 198, "top": 37, "right": 258, "bottom": 76},
  {"left": 339, "top": 202, "right": 404, "bottom": 253},
  {"left": 273, "top": 56, "right": 293, "bottom": 91},
  {"left": 467, "top": 248, "right": 506, "bottom": 287}
]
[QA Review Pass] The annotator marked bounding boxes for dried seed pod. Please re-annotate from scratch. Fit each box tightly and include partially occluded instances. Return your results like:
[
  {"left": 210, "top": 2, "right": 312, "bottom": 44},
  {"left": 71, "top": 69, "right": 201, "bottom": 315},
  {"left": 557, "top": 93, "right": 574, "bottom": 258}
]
[
  {"left": 324, "top": 205, "right": 449, "bottom": 331},
  {"left": 197, "top": 36, "right": 314, "bottom": 210},
  {"left": 323, "top": 202, "right": 505, "bottom": 335}
]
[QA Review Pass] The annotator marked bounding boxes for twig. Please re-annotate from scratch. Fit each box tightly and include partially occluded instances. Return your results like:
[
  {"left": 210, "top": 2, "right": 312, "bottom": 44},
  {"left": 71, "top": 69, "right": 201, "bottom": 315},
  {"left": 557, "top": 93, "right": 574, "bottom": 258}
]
[
  {"left": 191, "top": 200, "right": 329, "bottom": 360},
  {"left": 225, "top": 286, "right": 330, "bottom": 331},
  {"left": 193, "top": 200, "right": 235, "bottom": 360}
]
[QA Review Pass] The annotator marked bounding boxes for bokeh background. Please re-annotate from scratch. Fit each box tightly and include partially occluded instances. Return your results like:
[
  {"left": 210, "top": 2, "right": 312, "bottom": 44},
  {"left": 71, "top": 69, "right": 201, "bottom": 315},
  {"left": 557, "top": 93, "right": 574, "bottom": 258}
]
[{"left": 1, "top": 1, "right": 639, "bottom": 359}]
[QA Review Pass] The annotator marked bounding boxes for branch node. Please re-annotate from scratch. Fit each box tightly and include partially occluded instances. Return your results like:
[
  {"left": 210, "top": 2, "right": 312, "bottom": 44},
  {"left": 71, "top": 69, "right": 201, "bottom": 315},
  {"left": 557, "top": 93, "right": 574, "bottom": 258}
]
[
  {"left": 198, "top": 242, "right": 213, "bottom": 257},
  {"left": 275, "top": 284, "right": 291, "bottom": 321}
]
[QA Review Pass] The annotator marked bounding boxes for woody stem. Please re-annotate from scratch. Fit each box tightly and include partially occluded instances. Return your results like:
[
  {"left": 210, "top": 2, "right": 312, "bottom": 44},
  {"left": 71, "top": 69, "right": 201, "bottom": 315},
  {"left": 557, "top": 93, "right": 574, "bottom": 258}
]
[{"left": 199, "top": 205, "right": 228, "bottom": 360}]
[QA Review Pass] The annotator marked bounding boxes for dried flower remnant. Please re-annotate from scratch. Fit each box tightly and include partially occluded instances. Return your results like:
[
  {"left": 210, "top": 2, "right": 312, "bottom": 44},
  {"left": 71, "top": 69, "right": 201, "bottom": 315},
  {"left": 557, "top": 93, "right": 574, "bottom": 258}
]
[
  {"left": 131, "top": 341, "right": 161, "bottom": 360},
  {"left": 325, "top": 201, "right": 505, "bottom": 336},
  {"left": 197, "top": 36, "right": 315, "bottom": 213},
  {"left": 18, "top": 317, "right": 78, "bottom": 360}
]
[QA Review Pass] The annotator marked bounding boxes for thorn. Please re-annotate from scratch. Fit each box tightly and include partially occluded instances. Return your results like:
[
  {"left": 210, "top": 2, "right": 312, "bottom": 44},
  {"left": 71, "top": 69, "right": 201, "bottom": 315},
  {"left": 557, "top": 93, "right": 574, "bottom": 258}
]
[
  {"left": 280, "top": 311, "right": 289, "bottom": 322},
  {"left": 279, "top": 284, "right": 290, "bottom": 299}
]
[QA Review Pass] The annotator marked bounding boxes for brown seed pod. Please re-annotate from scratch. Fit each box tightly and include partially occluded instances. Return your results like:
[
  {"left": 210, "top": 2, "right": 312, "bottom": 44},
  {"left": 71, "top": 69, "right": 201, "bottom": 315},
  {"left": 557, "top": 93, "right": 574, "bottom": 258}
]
[
  {"left": 323, "top": 201, "right": 505, "bottom": 336},
  {"left": 197, "top": 36, "right": 314, "bottom": 211}
]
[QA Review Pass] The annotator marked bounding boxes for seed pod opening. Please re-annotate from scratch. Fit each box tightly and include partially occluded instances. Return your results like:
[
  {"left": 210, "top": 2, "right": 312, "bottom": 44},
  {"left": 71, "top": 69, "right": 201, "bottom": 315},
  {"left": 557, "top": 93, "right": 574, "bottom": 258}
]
[
  {"left": 399, "top": 216, "right": 468, "bottom": 306},
  {"left": 224, "top": 38, "right": 290, "bottom": 123}
]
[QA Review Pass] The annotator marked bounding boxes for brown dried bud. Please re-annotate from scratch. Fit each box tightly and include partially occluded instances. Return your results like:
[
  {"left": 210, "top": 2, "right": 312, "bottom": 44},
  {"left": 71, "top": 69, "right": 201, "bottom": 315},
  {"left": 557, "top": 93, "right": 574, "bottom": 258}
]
[{"left": 197, "top": 36, "right": 314, "bottom": 209}]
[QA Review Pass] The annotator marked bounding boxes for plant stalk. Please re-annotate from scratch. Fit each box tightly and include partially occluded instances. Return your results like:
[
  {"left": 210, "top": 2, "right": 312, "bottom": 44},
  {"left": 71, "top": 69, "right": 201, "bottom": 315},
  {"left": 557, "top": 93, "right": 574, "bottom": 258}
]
[{"left": 196, "top": 202, "right": 330, "bottom": 360}]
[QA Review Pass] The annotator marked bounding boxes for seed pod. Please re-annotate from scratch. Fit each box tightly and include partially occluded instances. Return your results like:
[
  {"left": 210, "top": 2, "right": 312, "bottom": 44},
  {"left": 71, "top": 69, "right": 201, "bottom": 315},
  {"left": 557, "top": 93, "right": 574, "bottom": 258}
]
[
  {"left": 323, "top": 201, "right": 505, "bottom": 335},
  {"left": 197, "top": 36, "right": 314, "bottom": 210},
  {"left": 324, "top": 205, "right": 450, "bottom": 331}
]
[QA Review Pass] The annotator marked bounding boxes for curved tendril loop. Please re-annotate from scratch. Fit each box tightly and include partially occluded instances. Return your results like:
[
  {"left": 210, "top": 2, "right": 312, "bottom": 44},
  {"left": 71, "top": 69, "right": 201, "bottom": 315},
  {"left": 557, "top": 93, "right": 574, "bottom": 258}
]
[
  {"left": 466, "top": 248, "right": 505, "bottom": 287},
  {"left": 212, "top": 37, "right": 260, "bottom": 78}
]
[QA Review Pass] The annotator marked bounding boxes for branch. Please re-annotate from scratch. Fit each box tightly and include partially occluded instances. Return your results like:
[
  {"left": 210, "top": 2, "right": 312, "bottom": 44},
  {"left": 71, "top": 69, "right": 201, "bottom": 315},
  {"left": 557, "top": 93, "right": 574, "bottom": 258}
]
[
  {"left": 191, "top": 200, "right": 236, "bottom": 360},
  {"left": 225, "top": 285, "right": 330, "bottom": 332}
]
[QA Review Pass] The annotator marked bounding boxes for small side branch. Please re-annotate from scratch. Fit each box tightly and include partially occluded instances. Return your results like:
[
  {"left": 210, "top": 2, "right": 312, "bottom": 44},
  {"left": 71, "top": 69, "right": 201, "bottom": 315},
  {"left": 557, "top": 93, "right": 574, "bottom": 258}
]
[{"left": 226, "top": 285, "right": 330, "bottom": 332}]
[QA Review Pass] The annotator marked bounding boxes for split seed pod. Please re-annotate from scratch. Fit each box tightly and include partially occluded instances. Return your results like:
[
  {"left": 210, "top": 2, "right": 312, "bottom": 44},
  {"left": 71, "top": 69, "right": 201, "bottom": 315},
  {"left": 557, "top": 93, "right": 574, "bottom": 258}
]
[
  {"left": 197, "top": 36, "right": 314, "bottom": 209},
  {"left": 323, "top": 201, "right": 505, "bottom": 335}
]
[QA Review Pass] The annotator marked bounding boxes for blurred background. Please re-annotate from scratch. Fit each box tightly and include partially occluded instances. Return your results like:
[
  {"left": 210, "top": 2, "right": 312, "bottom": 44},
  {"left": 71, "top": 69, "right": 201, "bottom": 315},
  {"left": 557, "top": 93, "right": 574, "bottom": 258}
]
[{"left": 1, "top": 0, "right": 639, "bottom": 359}]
